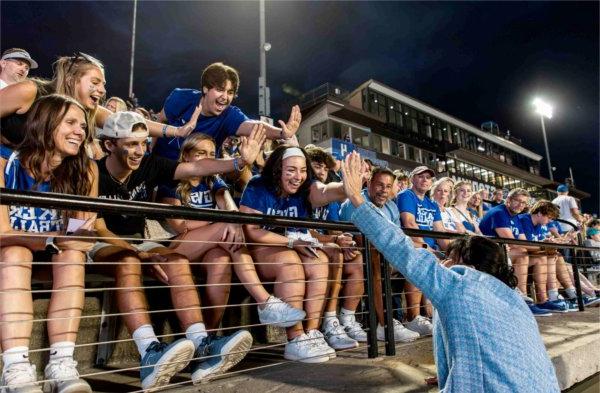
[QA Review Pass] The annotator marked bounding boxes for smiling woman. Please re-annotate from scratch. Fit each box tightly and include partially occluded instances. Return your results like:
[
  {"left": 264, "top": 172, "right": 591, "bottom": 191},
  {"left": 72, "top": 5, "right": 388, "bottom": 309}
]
[
  {"left": 0, "top": 94, "right": 99, "bottom": 392},
  {"left": 0, "top": 53, "right": 107, "bottom": 158}
]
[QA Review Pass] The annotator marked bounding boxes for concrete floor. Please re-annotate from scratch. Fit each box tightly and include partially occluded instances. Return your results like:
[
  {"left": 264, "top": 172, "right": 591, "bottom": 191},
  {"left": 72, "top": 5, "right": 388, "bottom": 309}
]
[{"left": 82, "top": 307, "right": 600, "bottom": 393}]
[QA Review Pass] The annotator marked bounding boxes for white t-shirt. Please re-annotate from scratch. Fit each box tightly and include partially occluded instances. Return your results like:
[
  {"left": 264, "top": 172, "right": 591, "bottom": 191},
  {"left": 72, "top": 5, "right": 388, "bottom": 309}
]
[
  {"left": 552, "top": 194, "right": 578, "bottom": 230},
  {"left": 0, "top": 79, "right": 8, "bottom": 90}
]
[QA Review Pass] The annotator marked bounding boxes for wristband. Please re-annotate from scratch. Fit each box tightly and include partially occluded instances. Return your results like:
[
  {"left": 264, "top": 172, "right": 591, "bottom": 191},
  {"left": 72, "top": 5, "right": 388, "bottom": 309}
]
[
  {"left": 233, "top": 157, "right": 240, "bottom": 172},
  {"left": 279, "top": 128, "right": 285, "bottom": 140},
  {"left": 162, "top": 124, "right": 168, "bottom": 138},
  {"left": 287, "top": 237, "right": 294, "bottom": 249}
]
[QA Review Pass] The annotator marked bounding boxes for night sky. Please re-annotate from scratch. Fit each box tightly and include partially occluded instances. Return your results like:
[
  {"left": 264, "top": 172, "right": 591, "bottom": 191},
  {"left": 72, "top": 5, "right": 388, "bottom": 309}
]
[{"left": 2, "top": 1, "right": 598, "bottom": 213}]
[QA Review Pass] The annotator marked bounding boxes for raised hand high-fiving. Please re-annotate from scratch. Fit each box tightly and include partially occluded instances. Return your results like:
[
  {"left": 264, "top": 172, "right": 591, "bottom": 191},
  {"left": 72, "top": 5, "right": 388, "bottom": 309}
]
[
  {"left": 174, "top": 104, "right": 202, "bottom": 138},
  {"left": 239, "top": 123, "right": 266, "bottom": 166},
  {"left": 278, "top": 105, "right": 302, "bottom": 139}
]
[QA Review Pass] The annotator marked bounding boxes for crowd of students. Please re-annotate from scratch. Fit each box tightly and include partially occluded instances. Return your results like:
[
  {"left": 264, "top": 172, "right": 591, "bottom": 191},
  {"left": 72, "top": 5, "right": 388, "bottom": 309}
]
[{"left": 0, "top": 47, "right": 598, "bottom": 393}]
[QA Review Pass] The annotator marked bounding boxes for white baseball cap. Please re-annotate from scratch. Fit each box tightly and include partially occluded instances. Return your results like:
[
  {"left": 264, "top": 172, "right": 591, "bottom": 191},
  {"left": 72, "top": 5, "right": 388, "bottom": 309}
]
[
  {"left": 1, "top": 48, "right": 38, "bottom": 69},
  {"left": 97, "top": 111, "right": 149, "bottom": 139}
]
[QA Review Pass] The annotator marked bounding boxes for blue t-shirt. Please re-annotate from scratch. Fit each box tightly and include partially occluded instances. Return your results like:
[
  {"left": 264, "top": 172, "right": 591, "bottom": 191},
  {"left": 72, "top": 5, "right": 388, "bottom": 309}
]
[
  {"left": 312, "top": 200, "right": 341, "bottom": 235},
  {"left": 154, "top": 88, "right": 249, "bottom": 160},
  {"left": 240, "top": 175, "right": 311, "bottom": 234},
  {"left": 396, "top": 189, "right": 442, "bottom": 248},
  {"left": 157, "top": 176, "right": 228, "bottom": 209},
  {"left": 518, "top": 214, "right": 545, "bottom": 242},
  {"left": 1, "top": 146, "right": 62, "bottom": 232},
  {"left": 546, "top": 220, "right": 563, "bottom": 235},
  {"left": 340, "top": 189, "right": 400, "bottom": 226},
  {"left": 479, "top": 204, "right": 524, "bottom": 238}
]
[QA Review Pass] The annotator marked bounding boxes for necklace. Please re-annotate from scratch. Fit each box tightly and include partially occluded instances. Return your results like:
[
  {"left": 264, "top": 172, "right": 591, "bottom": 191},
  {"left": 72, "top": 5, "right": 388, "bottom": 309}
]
[{"left": 108, "top": 171, "right": 130, "bottom": 186}]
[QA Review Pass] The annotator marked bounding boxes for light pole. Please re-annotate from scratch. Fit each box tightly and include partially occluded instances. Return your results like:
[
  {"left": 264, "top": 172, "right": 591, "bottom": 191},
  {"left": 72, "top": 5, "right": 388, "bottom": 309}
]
[
  {"left": 533, "top": 97, "right": 554, "bottom": 182},
  {"left": 258, "top": 0, "right": 271, "bottom": 117},
  {"left": 128, "top": 0, "right": 138, "bottom": 99}
]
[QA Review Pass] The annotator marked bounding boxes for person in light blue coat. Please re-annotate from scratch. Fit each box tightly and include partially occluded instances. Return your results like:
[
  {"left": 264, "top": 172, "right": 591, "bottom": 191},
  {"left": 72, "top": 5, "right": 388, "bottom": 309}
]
[{"left": 340, "top": 151, "right": 560, "bottom": 393}]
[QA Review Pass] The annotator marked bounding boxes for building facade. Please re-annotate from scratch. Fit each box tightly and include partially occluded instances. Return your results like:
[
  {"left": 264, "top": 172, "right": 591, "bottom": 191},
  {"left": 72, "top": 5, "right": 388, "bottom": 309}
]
[{"left": 295, "top": 80, "right": 589, "bottom": 202}]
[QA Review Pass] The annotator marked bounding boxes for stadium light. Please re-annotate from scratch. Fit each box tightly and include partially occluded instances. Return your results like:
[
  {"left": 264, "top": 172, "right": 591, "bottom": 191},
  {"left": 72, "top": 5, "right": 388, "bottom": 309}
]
[{"left": 532, "top": 97, "right": 554, "bottom": 181}]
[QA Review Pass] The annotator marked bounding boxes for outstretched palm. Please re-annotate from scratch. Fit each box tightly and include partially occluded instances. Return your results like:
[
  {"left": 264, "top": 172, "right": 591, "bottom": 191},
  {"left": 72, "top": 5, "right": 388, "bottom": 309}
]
[
  {"left": 239, "top": 123, "right": 266, "bottom": 165},
  {"left": 278, "top": 105, "right": 302, "bottom": 139}
]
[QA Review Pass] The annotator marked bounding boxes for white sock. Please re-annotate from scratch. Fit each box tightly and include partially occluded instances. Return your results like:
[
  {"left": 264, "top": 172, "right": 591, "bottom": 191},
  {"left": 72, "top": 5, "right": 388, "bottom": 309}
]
[
  {"left": 565, "top": 287, "right": 577, "bottom": 300},
  {"left": 185, "top": 322, "right": 208, "bottom": 350},
  {"left": 49, "top": 341, "right": 75, "bottom": 362},
  {"left": 132, "top": 324, "right": 158, "bottom": 357},
  {"left": 322, "top": 311, "right": 338, "bottom": 329},
  {"left": 547, "top": 289, "right": 560, "bottom": 301},
  {"left": 2, "top": 346, "right": 29, "bottom": 370},
  {"left": 339, "top": 308, "right": 355, "bottom": 324}
]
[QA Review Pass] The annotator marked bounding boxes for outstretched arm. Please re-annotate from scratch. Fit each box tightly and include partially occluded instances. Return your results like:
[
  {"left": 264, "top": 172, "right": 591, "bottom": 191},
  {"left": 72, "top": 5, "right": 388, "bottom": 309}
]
[
  {"left": 341, "top": 152, "right": 458, "bottom": 306},
  {"left": 236, "top": 105, "right": 301, "bottom": 140}
]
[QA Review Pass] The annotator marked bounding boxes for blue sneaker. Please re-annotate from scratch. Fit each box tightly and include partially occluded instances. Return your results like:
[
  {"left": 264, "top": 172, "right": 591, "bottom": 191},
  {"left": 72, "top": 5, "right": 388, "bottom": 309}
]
[
  {"left": 191, "top": 330, "right": 253, "bottom": 384},
  {"left": 583, "top": 296, "right": 600, "bottom": 307},
  {"left": 537, "top": 300, "right": 569, "bottom": 313},
  {"left": 565, "top": 298, "right": 580, "bottom": 312},
  {"left": 140, "top": 339, "right": 195, "bottom": 391},
  {"left": 528, "top": 304, "right": 552, "bottom": 317}
]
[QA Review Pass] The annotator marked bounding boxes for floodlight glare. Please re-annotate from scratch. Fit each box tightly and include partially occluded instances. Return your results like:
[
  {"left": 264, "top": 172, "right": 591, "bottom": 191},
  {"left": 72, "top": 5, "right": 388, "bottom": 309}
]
[{"left": 533, "top": 98, "right": 553, "bottom": 119}]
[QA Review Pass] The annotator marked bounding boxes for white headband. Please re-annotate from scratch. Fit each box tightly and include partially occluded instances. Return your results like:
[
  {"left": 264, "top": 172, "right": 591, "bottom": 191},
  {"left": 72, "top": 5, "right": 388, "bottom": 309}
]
[{"left": 282, "top": 147, "right": 305, "bottom": 161}]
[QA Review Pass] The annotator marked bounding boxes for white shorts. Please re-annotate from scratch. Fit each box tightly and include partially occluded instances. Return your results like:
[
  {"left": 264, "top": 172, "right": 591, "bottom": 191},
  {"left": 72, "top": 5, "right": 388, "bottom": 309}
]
[{"left": 88, "top": 241, "right": 166, "bottom": 261}]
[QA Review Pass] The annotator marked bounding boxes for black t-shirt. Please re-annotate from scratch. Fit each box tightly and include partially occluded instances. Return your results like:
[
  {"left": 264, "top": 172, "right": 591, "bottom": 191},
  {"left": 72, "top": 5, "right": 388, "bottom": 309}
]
[{"left": 97, "top": 154, "right": 178, "bottom": 237}]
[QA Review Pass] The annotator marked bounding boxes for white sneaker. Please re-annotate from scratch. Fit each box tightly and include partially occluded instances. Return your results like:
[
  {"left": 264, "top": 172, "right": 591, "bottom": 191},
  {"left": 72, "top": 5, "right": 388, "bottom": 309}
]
[
  {"left": 283, "top": 334, "right": 329, "bottom": 363},
  {"left": 306, "top": 329, "right": 336, "bottom": 359},
  {"left": 515, "top": 288, "right": 534, "bottom": 304},
  {"left": 377, "top": 319, "right": 419, "bottom": 343},
  {"left": 0, "top": 362, "right": 42, "bottom": 393},
  {"left": 257, "top": 296, "right": 306, "bottom": 328},
  {"left": 405, "top": 316, "right": 433, "bottom": 336},
  {"left": 43, "top": 359, "right": 91, "bottom": 393},
  {"left": 339, "top": 314, "right": 368, "bottom": 343},
  {"left": 322, "top": 318, "right": 359, "bottom": 349}
]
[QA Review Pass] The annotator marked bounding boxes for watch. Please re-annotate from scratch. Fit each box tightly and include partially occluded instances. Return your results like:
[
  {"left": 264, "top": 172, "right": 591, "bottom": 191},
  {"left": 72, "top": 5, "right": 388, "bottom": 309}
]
[{"left": 45, "top": 237, "right": 61, "bottom": 255}]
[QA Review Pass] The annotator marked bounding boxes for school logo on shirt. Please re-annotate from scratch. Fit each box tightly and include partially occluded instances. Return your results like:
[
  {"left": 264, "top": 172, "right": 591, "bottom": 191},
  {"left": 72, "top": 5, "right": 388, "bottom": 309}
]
[
  {"left": 190, "top": 190, "right": 213, "bottom": 208},
  {"left": 9, "top": 206, "right": 62, "bottom": 232},
  {"left": 416, "top": 204, "right": 436, "bottom": 229},
  {"left": 509, "top": 219, "right": 520, "bottom": 237},
  {"left": 266, "top": 206, "right": 299, "bottom": 217}
]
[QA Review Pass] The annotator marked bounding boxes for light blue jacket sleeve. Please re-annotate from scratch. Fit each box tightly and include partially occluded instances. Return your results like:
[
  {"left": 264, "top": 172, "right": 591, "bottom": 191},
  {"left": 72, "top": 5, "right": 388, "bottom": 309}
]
[{"left": 351, "top": 201, "right": 459, "bottom": 306}]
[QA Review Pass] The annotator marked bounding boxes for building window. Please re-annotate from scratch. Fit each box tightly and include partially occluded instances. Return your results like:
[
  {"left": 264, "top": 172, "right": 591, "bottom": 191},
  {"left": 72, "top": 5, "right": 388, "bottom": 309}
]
[
  {"left": 371, "top": 134, "right": 382, "bottom": 153},
  {"left": 311, "top": 121, "right": 329, "bottom": 143},
  {"left": 352, "top": 128, "right": 370, "bottom": 147}
]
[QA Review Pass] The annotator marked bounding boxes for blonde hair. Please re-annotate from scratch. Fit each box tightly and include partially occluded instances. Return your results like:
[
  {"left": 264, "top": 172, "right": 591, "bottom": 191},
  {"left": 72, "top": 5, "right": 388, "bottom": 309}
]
[
  {"left": 450, "top": 180, "right": 473, "bottom": 206},
  {"left": 106, "top": 96, "right": 128, "bottom": 112},
  {"left": 468, "top": 190, "right": 484, "bottom": 218},
  {"left": 431, "top": 177, "right": 455, "bottom": 207},
  {"left": 176, "top": 133, "right": 217, "bottom": 206},
  {"left": 52, "top": 54, "right": 105, "bottom": 145}
]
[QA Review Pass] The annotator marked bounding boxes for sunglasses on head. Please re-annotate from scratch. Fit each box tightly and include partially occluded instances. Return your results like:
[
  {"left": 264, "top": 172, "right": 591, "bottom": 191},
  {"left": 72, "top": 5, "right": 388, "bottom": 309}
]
[{"left": 66, "top": 52, "right": 104, "bottom": 75}]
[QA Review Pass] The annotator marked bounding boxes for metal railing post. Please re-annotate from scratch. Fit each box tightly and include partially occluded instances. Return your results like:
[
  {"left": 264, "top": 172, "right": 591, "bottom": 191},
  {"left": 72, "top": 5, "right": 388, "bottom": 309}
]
[
  {"left": 572, "top": 234, "right": 585, "bottom": 311},
  {"left": 381, "top": 257, "right": 396, "bottom": 356},
  {"left": 362, "top": 235, "right": 379, "bottom": 358}
]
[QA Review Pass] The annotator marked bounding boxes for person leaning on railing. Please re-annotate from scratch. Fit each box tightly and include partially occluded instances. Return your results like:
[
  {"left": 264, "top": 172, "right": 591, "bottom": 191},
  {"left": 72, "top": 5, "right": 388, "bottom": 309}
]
[
  {"left": 89, "top": 111, "right": 265, "bottom": 390},
  {"left": 340, "top": 151, "right": 561, "bottom": 393},
  {"left": 0, "top": 95, "right": 97, "bottom": 393},
  {"left": 239, "top": 145, "right": 349, "bottom": 363},
  {"left": 157, "top": 132, "right": 306, "bottom": 331}
]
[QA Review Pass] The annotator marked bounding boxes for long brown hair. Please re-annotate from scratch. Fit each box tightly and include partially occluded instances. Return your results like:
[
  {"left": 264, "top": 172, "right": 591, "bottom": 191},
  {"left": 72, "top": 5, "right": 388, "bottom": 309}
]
[
  {"left": 261, "top": 145, "right": 315, "bottom": 200},
  {"left": 18, "top": 94, "right": 93, "bottom": 197},
  {"left": 176, "top": 133, "right": 217, "bottom": 206}
]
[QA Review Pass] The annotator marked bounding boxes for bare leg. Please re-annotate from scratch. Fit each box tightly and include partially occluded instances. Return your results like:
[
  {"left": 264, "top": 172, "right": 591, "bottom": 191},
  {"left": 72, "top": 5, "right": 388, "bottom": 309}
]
[
  {"left": 196, "top": 247, "right": 231, "bottom": 330},
  {"left": 47, "top": 250, "right": 86, "bottom": 344},
  {"left": 404, "top": 282, "right": 422, "bottom": 321},
  {"left": 510, "top": 248, "right": 530, "bottom": 295},
  {"left": 322, "top": 243, "right": 343, "bottom": 314},
  {"left": 94, "top": 247, "right": 153, "bottom": 333},
  {"left": 370, "top": 249, "right": 385, "bottom": 325},
  {"left": 299, "top": 251, "right": 329, "bottom": 332},
  {"left": 341, "top": 252, "right": 364, "bottom": 312},
  {"left": 530, "top": 256, "right": 548, "bottom": 303},
  {"left": 250, "top": 246, "right": 305, "bottom": 339},
  {"left": 0, "top": 246, "right": 34, "bottom": 350},
  {"left": 546, "top": 254, "right": 559, "bottom": 292}
]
